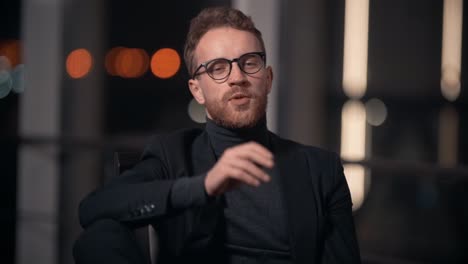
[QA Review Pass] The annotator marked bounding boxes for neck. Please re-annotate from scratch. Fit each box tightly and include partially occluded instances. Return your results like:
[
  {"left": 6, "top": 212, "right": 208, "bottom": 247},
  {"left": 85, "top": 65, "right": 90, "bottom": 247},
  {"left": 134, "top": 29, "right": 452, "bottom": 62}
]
[{"left": 205, "top": 116, "right": 269, "bottom": 158}]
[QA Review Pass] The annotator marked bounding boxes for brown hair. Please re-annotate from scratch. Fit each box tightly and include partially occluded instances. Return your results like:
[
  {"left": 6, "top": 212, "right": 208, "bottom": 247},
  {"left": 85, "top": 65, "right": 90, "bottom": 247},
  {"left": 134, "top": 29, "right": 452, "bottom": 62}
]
[{"left": 184, "top": 6, "right": 265, "bottom": 76}]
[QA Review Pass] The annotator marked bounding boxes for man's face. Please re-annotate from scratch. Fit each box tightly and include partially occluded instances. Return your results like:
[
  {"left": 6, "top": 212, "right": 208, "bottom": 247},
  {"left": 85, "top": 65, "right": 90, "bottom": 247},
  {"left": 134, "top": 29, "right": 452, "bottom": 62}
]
[{"left": 188, "top": 27, "right": 273, "bottom": 129}]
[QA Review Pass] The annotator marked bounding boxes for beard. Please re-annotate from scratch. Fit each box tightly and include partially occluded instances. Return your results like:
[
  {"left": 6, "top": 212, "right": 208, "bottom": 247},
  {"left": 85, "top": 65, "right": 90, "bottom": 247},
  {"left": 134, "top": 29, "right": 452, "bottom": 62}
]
[{"left": 205, "top": 88, "right": 268, "bottom": 129}]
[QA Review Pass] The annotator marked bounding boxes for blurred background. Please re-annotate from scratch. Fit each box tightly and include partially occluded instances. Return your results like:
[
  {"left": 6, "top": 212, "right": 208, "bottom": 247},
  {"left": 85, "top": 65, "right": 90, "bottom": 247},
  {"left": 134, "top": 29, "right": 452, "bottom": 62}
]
[{"left": 1, "top": 0, "right": 467, "bottom": 263}]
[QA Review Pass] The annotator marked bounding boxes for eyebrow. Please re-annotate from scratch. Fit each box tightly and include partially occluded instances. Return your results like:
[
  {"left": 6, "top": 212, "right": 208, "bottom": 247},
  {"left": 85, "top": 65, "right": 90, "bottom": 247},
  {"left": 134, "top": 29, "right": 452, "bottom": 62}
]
[{"left": 200, "top": 51, "right": 260, "bottom": 63}]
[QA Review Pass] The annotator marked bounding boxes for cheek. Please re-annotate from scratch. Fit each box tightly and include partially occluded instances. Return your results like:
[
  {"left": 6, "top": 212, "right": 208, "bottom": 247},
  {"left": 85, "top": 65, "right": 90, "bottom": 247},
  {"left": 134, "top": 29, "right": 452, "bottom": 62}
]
[
  {"left": 253, "top": 79, "right": 270, "bottom": 95},
  {"left": 202, "top": 85, "right": 223, "bottom": 103}
]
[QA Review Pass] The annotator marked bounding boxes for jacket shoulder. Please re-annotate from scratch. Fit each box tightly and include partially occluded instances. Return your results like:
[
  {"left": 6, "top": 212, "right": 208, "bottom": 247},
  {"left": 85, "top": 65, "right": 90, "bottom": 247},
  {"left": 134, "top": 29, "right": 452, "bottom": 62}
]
[
  {"left": 148, "top": 127, "right": 204, "bottom": 145},
  {"left": 144, "top": 128, "right": 203, "bottom": 153},
  {"left": 269, "top": 132, "right": 340, "bottom": 162},
  {"left": 141, "top": 128, "right": 204, "bottom": 175},
  {"left": 271, "top": 133, "right": 345, "bottom": 199}
]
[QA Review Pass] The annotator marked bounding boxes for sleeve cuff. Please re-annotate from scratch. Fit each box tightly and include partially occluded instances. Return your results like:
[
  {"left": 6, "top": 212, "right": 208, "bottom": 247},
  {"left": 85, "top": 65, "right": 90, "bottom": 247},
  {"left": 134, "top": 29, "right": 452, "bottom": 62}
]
[{"left": 170, "top": 174, "right": 210, "bottom": 209}]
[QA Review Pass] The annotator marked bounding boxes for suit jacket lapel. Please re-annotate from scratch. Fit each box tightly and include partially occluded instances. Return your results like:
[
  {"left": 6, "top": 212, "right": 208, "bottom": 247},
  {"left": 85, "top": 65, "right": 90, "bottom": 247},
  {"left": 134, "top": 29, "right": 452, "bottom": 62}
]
[
  {"left": 189, "top": 131, "right": 320, "bottom": 262},
  {"left": 187, "top": 131, "right": 223, "bottom": 249},
  {"left": 192, "top": 130, "right": 217, "bottom": 175},
  {"left": 273, "top": 135, "right": 318, "bottom": 264}
]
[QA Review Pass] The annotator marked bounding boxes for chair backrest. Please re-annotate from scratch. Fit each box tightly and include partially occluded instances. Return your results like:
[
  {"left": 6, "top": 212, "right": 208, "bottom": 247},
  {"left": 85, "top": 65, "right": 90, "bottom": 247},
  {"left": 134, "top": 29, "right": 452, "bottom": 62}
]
[
  {"left": 113, "top": 151, "right": 141, "bottom": 176},
  {"left": 114, "top": 152, "right": 159, "bottom": 264}
]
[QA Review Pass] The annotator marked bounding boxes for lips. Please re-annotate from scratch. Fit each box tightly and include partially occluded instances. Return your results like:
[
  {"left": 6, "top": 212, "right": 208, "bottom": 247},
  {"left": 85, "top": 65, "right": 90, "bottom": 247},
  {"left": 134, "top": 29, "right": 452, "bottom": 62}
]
[
  {"left": 229, "top": 93, "right": 251, "bottom": 106},
  {"left": 229, "top": 93, "right": 250, "bottom": 100}
]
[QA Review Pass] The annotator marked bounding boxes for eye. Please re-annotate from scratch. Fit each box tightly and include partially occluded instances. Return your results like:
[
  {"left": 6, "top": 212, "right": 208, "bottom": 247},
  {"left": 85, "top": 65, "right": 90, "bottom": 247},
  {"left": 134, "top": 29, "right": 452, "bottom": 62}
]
[
  {"left": 241, "top": 55, "right": 262, "bottom": 69},
  {"left": 244, "top": 60, "right": 259, "bottom": 67},
  {"left": 207, "top": 60, "right": 229, "bottom": 74}
]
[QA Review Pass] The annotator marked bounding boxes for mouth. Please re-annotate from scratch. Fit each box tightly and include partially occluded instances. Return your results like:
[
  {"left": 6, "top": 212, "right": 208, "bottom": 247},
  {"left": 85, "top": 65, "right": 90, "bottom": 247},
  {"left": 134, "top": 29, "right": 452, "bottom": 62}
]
[
  {"left": 229, "top": 93, "right": 251, "bottom": 105},
  {"left": 230, "top": 93, "right": 249, "bottom": 99}
]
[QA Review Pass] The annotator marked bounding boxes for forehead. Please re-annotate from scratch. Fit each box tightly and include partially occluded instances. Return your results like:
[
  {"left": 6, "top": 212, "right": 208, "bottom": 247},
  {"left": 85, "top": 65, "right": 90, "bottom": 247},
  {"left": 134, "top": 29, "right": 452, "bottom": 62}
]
[{"left": 194, "top": 27, "right": 262, "bottom": 62}]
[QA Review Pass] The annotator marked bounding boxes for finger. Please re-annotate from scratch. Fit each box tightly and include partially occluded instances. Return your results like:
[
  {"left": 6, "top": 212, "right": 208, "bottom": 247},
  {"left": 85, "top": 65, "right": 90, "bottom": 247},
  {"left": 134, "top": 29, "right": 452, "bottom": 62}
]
[
  {"left": 224, "top": 180, "right": 242, "bottom": 192},
  {"left": 215, "top": 180, "right": 232, "bottom": 195},
  {"left": 235, "top": 148, "right": 274, "bottom": 169},
  {"left": 228, "top": 167, "right": 261, "bottom": 187},
  {"left": 226, "top": 142, "right": 272, "bottom": 159},
  {"left": 243, "top": 142, "right": 274, "bottom": 159},
  {"left": 229, "top": 159, "right": 270, "bottom": 182}
]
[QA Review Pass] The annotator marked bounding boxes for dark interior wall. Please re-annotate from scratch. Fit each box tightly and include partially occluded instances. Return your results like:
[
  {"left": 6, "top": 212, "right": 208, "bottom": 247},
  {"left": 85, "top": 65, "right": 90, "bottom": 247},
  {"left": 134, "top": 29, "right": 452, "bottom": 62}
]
[
  {"left": 3, "top": 0, "right": 467, "bottom": 263},
  {"left": 104, "top": 0, "right": 230, "bottom": 135},
  {"left": 0, "top": 0, "right": 21, "bottom": 263},
  {"left": 59, "top": 1, "right": 230, "bottom": 264},
  {"left": 325, "top": 0, "right": 467, "bottom": 164},
  {"left": 277, "top": 0, "right": 329, "bottom": 147},
  {"left": 368, "top": 0, "right": 443, "bottom": 97},
  {"left": 279, "top": 0, "right": 467, "bottom": 262},
  {"left": 324, "top": 0, "right": 468, "bottom": 262}
]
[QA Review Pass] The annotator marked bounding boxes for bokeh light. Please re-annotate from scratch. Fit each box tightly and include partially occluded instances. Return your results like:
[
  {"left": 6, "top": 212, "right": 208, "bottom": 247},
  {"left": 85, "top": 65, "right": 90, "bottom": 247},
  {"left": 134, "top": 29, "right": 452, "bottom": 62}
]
[
  {"left": 66, "top": 48, "right": 93, "bottom": 79},
  {"left": 0, "top": 55, "right": 12, "bottom": 71},
  {"left": 365, "top": 98, "right": 387, "bottom": 126},
  {"left": 438, "top": 105, "right": 459, "bottom": 167},
  {"left": 115, "top": 48, "right": 149, "bottom": 78},
  {"left": 105, "top": 47, "right": 125, "bottom": 76},
  {"left": 0, "top": 70, "right": 13, "bottom": 99},
  {"left": 340, "top": 100, "right": 367, "bottom": 161},
  {"left": 151, "top": 48, "right": 181, "bottom": 79},
  {"left": 343, "top": 164, "right": 368, "bottom": 211},
  {"left": 0, "top": 39, "right": 21, "bottom": 67},
  {"left": 342, "top": 0, "right": 369, "bottom": 99},
  {"left": 11, "top": 64, "right": 25, "bottom": 94},
  {"left": 341, "top": 99, "right": 370, "bottom": 211},
  {"left": 106, "top": 47, "right": 150, "bottom": 78},
  {"left": 441, "top": 0, "right": 463, "bottom": 102},
  {"left": 441, "top": 67, "right": 461, "bottom": 101},
  {"left": 188, "top": 98, "right": 206, "bottom": 123}
]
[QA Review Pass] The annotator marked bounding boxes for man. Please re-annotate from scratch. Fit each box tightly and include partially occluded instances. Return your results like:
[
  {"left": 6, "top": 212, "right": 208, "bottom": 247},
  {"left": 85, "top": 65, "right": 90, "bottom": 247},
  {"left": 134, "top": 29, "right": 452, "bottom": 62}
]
[{"left": 74, "top": 6, "right": 361, "bottom": 264}]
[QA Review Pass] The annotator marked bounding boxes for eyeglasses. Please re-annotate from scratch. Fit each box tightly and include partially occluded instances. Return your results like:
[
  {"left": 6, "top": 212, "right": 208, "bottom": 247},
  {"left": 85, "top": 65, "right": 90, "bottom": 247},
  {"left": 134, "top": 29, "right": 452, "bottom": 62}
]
[{"left": 192, "top": 52, "right": 266, "bottom": 80}]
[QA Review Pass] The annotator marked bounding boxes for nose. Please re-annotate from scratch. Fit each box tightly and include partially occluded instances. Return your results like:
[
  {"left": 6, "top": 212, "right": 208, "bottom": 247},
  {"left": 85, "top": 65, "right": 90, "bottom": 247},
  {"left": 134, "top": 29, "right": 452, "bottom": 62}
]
[{"left": 228, "top": 62, "right": 248, "bottom": 86}]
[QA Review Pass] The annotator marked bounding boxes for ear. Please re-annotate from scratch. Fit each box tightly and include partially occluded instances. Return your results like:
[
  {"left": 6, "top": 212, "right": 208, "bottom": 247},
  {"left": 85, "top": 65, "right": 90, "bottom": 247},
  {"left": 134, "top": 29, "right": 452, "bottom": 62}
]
[
  {"left": 188, "top": 78, "right": 206, "bottom": 105},
  {"left": 265, "top": 66, "right": 273, "bottom": 94}
]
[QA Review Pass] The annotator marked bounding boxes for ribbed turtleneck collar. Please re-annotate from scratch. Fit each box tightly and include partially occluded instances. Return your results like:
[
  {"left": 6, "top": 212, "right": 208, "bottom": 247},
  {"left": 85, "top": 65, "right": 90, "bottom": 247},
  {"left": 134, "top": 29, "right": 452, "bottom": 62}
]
[{"left": 205, "top": 116, "right": 270, "bottom": 158}]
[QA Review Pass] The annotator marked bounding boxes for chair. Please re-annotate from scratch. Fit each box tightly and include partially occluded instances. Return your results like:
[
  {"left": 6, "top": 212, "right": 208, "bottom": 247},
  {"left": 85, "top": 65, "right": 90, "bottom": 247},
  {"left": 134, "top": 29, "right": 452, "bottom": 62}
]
[{"left": 114, "top": 152, "right": 159, "bottom": 264}]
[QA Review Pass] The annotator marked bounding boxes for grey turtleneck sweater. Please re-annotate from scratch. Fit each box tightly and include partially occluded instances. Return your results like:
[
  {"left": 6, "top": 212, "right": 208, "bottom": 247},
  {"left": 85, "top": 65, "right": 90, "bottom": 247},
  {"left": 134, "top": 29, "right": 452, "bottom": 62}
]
[{"left": 170, "top": 117, "right": 290, "bottom": 258}]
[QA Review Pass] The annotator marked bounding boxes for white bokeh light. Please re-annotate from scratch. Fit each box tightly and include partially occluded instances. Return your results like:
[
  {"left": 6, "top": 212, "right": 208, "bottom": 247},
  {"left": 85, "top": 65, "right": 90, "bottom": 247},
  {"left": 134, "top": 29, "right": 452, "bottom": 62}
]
[
  {"left": 187, "top": 98, "right": 206, "bottom": 123},
  {"left": 438, "top": 105, "right": 459, "bottom": 167},
  {"left": 343, "top": 164, "right": 368, "bottom": 211},
  {"left": 0, "top": 55, "right": 12, "bottom": 71},
  {"left": 341, "top": 100, "right": 366, "bottom": 161},
  {"left": 441, "top": 0, "right": 463, "bottom": 102},
  {"left": 0, "top": 70, "right": 13, "bottom": 99},
  {"left": 365, "top": 98, "right": 387, "bottom": 126},
  {"left": 12, "top": 64, "right": 25, "bottom": 94},
  {"left": 342, "top": 0, "right": 370, "bottom": 99}
]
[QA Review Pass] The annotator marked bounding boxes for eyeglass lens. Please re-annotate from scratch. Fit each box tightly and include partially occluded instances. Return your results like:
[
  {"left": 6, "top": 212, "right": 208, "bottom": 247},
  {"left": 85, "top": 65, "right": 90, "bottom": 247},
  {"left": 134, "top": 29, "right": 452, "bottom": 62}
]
[{"left": 206, "top": 53, "right": 264, "bottom": 80}]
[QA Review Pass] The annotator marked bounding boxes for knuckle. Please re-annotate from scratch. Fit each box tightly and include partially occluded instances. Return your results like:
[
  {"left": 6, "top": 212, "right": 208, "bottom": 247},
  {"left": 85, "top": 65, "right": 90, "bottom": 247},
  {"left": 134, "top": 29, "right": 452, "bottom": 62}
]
[
  {"left": 224, "top": 148, "right": 235, "bottom": 157},
  {"left": 233, "top": 170, "right": 243, "bottom": 178}
]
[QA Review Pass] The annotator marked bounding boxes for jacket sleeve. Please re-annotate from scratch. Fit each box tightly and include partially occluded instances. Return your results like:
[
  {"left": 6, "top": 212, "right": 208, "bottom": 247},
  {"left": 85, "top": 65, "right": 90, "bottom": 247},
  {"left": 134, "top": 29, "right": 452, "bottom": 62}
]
[
  {"left": 321, "top": 152, "right": 362, "bottom": 264},
  {"left": 78, "top": 137, "right": 177, "bottom": 228}
]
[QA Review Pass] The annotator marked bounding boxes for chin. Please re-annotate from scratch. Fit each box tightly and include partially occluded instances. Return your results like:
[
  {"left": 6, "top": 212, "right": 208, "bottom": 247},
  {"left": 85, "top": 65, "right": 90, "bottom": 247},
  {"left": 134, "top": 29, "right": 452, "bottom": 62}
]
[
  {"left": 212, "top": 109, "right": 264, "bottom": 129},
  {"left": 206, "top": 96, "right": 268, "bottom": 129}
]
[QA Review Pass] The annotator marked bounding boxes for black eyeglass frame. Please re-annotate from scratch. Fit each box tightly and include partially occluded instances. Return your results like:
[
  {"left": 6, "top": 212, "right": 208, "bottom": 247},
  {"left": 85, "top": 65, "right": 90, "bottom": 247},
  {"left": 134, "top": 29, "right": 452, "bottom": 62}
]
[{"left": 191, "top": 51, "right": 266, "bottom": 80}]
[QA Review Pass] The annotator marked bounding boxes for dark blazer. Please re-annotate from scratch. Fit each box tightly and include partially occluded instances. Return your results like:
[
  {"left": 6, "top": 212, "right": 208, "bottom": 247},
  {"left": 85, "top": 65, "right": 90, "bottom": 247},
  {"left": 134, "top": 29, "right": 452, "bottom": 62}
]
[{"left": 78, "top": 128, "right": 361, "bottom": 264}]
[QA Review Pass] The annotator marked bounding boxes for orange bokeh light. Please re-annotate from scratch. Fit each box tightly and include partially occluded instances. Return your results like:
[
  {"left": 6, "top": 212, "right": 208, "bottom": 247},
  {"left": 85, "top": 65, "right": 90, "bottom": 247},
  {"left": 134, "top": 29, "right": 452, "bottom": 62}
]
[
  {"left": 66, "top": 48, "right": 93, "bottom": 78},
  {"left": 0, "top": 39, "right": 21, "bottom": 67},
  {"left": 106, "top": 47, "right": 149, "bottom": 78},
  {"left": 117, "top": 48, "right": 149, "bottom": 78},
  {"left": 151, "top": 48, "right": 181, "bottom": 79},
  {"left": 105, "top": 46, "right": 125, "bottom": 76}
]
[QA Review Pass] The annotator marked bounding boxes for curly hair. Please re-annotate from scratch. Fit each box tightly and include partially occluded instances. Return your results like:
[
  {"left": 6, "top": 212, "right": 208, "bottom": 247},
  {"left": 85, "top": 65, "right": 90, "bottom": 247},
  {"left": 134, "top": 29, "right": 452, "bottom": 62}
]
[{"left": 183, "top": 6, "right": 265, "bottom": 76}]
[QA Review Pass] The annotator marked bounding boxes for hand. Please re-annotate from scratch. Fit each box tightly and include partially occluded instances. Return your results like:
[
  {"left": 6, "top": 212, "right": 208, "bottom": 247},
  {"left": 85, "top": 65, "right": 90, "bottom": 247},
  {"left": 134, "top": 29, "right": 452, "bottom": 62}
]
[{"left": 205, "top": 141, "right": 274, "bottom": 196}]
